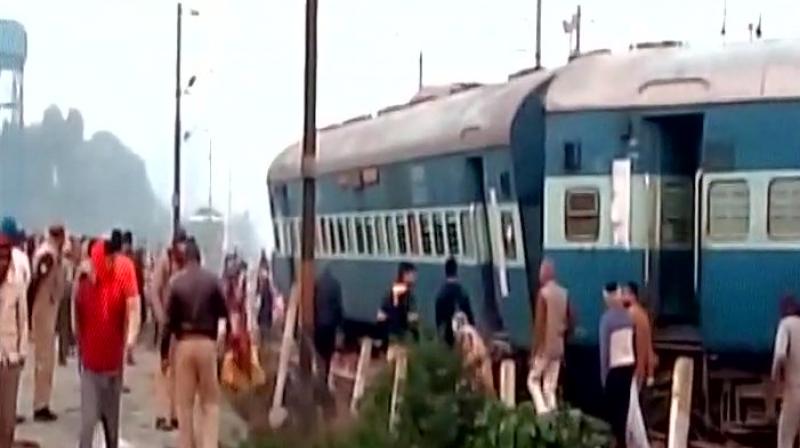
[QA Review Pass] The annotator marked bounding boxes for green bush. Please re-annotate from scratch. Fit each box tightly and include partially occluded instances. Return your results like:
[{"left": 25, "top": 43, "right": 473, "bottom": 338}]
[{"left": 247, "top": 337, "right": 611, "bottom": 448}]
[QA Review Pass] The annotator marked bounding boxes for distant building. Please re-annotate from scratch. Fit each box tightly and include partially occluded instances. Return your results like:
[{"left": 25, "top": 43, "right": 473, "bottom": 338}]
[{"left": 0, "top": 19, "right": 27, "bottom": 128}]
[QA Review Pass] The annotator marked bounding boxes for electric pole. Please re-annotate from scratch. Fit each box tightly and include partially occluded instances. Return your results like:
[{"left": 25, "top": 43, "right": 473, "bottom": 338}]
[
  {"left": 173, "top": 2, "right": 183, "bottom": 239},
  {"left": 535, "top": 0, "right": 542, "bottom": 69},
  {"left": 298, "top": 0, "right": 319, "bottom": 375}
]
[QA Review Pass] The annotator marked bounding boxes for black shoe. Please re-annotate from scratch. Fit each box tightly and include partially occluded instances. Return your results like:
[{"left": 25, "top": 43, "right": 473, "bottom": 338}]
[
  {"left": 122, "top": 385, "right": 131, "bottom": 394},
  {"left": 155, "top": 418, "right": 172, "bottom": 432},
  {"left": 33, "top": 408, "right": 58, "bottom": 422},
  {"left": 171, "top": 418, "right": 179, "bottom": 430},
  {"left": 16, "top": 415, "right": 26, "bottom": 424}
]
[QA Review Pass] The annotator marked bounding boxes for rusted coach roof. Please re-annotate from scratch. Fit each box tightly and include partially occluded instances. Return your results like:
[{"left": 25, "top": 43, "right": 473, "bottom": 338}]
[
  {"left": 268, "top": 70, "right": 553, "bottom": 183},
  {"left": 547, "top": 39, "right": 800, "bottom": 112}
]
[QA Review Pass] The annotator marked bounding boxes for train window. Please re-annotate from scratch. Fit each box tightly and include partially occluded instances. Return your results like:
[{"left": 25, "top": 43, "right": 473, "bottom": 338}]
[
  {"left": 365, "top": 217, "right": 375, "bottom": 254},
  {"left": 661, "top": 182, "right": 693, "bottom": 244},
  {"left": 317, "top": 218, "right": 325, "bottom": 254},
  {"left": 768, "top": 178, "right": 800, "bottom": 239},
  {"left": 337, "top": 218, "right": 347, "bottom": 254},
  {"left": 294, "top": 220, "right": 302, "bottom": 254},
  {"left": 445, "top": 212, "right": 460, "bottom": 256},
  {"left": 432, "top": 212, "right": 445, "bottom": 255},
  {"left": 407, "top": 212, "right": 420, "bottom": 255},
  {"left": 565, "top": 189, "right": 600, "bottom": 242},
  {"left": 460, "top": 211, "right": 475, "bottom": 257},
  {"left": 273, "top": 222, "right": 282, "bottom": 254},
  {"left": 375, "top": 217, "right": 386, "bottom": 255},
  {"left": 420, "top": 212, "right": 433, "bottom": 255},
  {"left": 386, "top": 216, "right": 397, "bottom": 255},
  {"left": 501, "top": 211, "right": 518, "bottom": 260},
  {"left": 396, "top": 215, "right": 408, "bottom": 255},
  {"left": 707, "top": 180, "right": 750, "bottom": 241},
  {"left": 354, "top": 217, "right": 365, "bottom": 254}
]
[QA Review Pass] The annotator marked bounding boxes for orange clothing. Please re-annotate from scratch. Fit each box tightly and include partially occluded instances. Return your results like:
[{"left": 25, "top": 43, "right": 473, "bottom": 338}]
[{"left": 628, "top": 303, "right": 656, "bottom": 383}]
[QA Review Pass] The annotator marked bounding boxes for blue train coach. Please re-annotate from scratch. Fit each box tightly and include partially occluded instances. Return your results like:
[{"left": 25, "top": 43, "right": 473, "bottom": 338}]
[
  {"left": 267, "top": 70, "right": 554, "bottom": 349},
  {"left": 543, "top": 39, "right": 800, "bottom": 360}
]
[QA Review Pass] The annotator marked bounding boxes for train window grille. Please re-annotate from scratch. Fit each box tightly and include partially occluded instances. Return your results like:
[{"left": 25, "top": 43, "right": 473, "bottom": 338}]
[
  {"left": 432, "top": 212, "right": 445, "bottom": 255},
  {"left": 385, "top": 216, "right": 397, "bottom": 255},
  {"left": 445, "top": 212, "right": 461, "bottom": 256},
  {"left": 273, "top": 222, "right": 283, "bottom": 254},
  {"left": 500, "top": 211, "right": 518, "bottom": 260},
  {"left": 768, "top": 177, "right": 800, "bottom": 240},
  {"left": 460, "top": 211, "right": 475, "bottom": 258},
  {"left": 286, "top": 221, "right": 296, "bottom": 255},
  {"left": 365, "top": 217, "right": 375, "bottom": 255},
  {"left": 327, "top": 219, "right": 337, "bottom": 254},
  {"left": 294, "top": 220, "right": 302, "bottom": 254},
  {"left": 407, "top": 212, "right": 421, "bottom": 255},
  {"left": 420, "top": 212, "right": 433, "bottom": 255},
  {"left": 707, "top": 180, "right": 750, "bottom": 241},
  {"left": 565, "top": 189, "right": 600, "bottom": 242},
  {"left": 354, "top": 217, "right": 366, "bottom": 254},
  {"left": 396, "top": 215, "right": 408, "bottom": 255},
  {"left": 315, "top": 218, "right": 323, "bottom": 254},
  {"left": 661, "top": 182, "right": 693, "bottom": 244},
  {"left": 374, "top": 216, "right": 386, "bottom": 255},
  {"left": 337, "top": 218, "right": 347, "bottom": 254}
]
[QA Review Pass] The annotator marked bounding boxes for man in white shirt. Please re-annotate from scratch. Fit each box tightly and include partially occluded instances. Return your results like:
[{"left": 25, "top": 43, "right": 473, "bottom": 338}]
[{"left": 773, "top": 295, "right": 800, "bottom": 448}]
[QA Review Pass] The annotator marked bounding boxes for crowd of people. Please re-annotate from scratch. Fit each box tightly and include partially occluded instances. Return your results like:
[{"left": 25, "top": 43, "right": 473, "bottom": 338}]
[
  {"left": 6, "top": 214, "right": 800, "bottom": 448},
  {"left": 0, "top": 217, "right": 257, "bottom": 448}
]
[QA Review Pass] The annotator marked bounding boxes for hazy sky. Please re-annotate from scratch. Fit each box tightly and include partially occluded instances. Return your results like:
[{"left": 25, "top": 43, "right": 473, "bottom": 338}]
[{"left": 1, "top": 0, "right": 799, "bottom": 247}]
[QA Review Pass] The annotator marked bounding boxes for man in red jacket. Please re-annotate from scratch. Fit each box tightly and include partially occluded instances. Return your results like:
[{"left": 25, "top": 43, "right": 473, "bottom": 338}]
[{"left": 75, "top": 233, "right": 140, "bottom": 448}]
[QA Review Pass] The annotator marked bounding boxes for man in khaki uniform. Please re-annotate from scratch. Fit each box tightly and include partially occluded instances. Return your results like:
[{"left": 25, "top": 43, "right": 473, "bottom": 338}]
[
  {"left": 30, "top": 225, "right": 66, "bottom": 422},
  {"left": 151, "top": 230, "right": 187, "bottom": 431}
]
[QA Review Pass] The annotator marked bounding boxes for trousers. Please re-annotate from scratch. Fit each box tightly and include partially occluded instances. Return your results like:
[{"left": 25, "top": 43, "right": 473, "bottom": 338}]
[
  {"left": 78, "top": 369, "right": 123, "bottom": 448},
  {"left": 528, "top": 356, "right": 561, "bottom": 414},
  {"left": 0, "top": 364, "right": 22, "bottom": 448},
  {"left": 605, "top": 365, "right": 635, "bottom": 448},
  {"left": 155, "top": 336, "right": 176, "bottom": 420},
  {"left": 175, "top": 338, "right": 220, "bottom": 448},
  {"left": 32, "top": 297, "right": 59, "bottom": 411},
  {"left": 779, "top": 386, "right": 800, "bottom": 448}
]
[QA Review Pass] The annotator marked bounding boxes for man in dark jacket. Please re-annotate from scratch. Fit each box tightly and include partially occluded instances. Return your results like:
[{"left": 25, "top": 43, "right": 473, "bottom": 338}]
[
  {"left": 435, "top": 257, "right": 474, "bottom": 347},
  {"left": 314, "top": 265, "right": 343, "bottom": 381}
]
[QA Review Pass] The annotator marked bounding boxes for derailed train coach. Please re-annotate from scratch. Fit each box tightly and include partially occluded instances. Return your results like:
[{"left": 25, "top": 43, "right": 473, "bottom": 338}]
[
  {"left": 267, "top": 70, "right": 554, "bottom": 349},
  {"left": 268, "top": 39, "right": 800, "bottom": 419}
]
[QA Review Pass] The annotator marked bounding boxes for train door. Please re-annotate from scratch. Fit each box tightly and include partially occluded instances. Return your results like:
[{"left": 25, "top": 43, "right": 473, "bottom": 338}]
[
  {"left": 467, "top": 157, "right": 504, "bottom": 333},
  {"left": 644, "top": 114, "right": 703, "bottom": 327}
]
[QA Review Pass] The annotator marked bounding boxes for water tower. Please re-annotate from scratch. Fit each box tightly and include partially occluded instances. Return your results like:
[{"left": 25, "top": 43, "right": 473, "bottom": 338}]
[{"left": 0, "top": 19, "right": 27, "bottom": 128}]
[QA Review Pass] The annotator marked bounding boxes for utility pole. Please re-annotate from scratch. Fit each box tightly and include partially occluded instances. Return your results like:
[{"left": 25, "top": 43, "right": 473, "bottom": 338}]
[
  {"left": 535, "top": 0, "right": 542, "bottom": 69},
  {"left": 298, "top": 0, "right": 319, "bottom": 374},
  {"left": 575, "top": 5, "right": 582, "bottom": 56},
  {"left": 173, "top": 2, "right": 183, "bottom": 239},
  {"left": 207, "top": 137, "right": 213, "bottom": 209},
  {"left": 418, "top": 51, "right": 424, "bottom": 91}
]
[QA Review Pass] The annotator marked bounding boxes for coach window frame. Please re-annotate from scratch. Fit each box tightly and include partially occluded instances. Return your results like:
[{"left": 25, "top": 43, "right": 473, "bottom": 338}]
[
  {"left": 706, "top": 179, "right": 750, "bottom": 242},
  {"left": 564, "top": 188, "right": 601, "bottom": 242},
  {"left": 767, "top": 177, "right": 800, "bottom": 240}
]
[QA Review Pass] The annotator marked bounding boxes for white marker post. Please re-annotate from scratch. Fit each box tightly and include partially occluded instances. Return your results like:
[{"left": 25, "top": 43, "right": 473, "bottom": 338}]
[
  {"left": 269, "top": 288, "right": 299, "bottom": 428},
  {"left": 351, "top": 337, "right": 373, "bottom": 413},
  {"left": 668, "top": 357, "right": 694, "bottom": 448},
  {"left": 500, "top": 359, "right": 516, "bottom": 408},
  {"left": 388, "top": 349, "right": 408, "bottom": 434}
]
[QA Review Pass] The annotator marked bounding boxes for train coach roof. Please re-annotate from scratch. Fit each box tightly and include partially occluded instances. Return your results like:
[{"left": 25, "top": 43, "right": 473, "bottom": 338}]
[
  {"left": 268, "top": 70, "right": 552, "bottom": 183},
  {"left": 547, "top": 39, "right": 800, "bottom": 112}
]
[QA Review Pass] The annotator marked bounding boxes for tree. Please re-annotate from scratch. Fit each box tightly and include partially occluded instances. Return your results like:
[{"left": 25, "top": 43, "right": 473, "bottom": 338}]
[{"left": 0, "top": 105, "right": 170, "bottom": 239}]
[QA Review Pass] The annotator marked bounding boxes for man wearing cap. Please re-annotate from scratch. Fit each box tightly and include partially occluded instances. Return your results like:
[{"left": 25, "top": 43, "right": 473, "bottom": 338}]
[
  {"left": 1, "top": 217, "right": 31, "bottom": 426},
  {"left": 150, "top": 229, "right": 188, "bottom": 431},
  {"left": 29, "top": 224, "right": 67, "bottom": 422},
  {"left": 0, "top": 226, "right": 28, "bottom": 446},
  {"left": 0, "top": 218, "right": 30, "bottom": 291}
]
